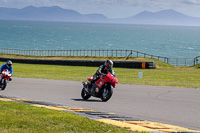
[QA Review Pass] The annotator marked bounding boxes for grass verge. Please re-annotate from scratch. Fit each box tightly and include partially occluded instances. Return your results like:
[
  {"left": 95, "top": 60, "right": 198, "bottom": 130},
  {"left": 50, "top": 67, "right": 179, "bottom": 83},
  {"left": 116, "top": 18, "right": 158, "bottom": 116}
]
[
  {"left": 1, "top": 61, "right": 199, "bottom": 88},
  {"left": 0, "top": 100, "right": 135, "bottom": 133},
  {"left": 0, "top": 54, "right": 199, "bottom": 88}
]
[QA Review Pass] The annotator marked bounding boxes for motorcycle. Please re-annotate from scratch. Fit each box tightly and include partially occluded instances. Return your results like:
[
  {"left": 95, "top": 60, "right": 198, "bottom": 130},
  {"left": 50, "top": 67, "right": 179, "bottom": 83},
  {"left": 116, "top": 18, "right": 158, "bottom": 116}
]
[
  {"left": 81, "top": 70, "right": 118, "bottom": 102},
  {"left": 0, "top": 69, "right": 12, "bottom": 90}
]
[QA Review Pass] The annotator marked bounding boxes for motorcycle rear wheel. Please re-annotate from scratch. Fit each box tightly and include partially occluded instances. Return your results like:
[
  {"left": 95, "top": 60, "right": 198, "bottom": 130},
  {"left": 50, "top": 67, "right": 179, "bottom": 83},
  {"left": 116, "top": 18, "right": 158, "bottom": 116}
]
[
  {"left": 101, "top": 87, "right": 113, "bottom": 102},
  {"left": 81, "top": 88, "right": 91, "bottom": 100}
]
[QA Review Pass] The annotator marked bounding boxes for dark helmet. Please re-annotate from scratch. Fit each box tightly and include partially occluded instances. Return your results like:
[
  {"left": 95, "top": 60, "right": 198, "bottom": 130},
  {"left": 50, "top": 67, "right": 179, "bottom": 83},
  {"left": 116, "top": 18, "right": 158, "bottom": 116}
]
[
  {"left": 6, "top": 60, "right": 12, "bottom": 68},
  {"left": 105, "top": 60, "right": 113, "bottom": 69}
]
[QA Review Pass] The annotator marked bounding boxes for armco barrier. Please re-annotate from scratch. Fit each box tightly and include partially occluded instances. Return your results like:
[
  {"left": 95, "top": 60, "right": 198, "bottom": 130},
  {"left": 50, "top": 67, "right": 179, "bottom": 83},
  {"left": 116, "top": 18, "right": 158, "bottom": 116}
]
[{"left": 0, "top": 57, "right": 156, "bottom": 69}]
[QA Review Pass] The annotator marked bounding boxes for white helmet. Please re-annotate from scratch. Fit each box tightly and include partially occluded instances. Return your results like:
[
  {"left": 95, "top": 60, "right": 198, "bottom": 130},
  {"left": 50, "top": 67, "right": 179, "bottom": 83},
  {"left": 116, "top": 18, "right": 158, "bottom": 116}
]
[{"left": 6, "top": 60, "right": 12, "bottom": 68}]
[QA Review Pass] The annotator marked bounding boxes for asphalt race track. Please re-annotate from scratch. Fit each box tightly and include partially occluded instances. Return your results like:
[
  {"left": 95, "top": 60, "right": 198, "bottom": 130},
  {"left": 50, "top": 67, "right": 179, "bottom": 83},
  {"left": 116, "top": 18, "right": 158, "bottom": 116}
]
[{"left": 1, "top": 77, "right": 200, "bottom": 130}]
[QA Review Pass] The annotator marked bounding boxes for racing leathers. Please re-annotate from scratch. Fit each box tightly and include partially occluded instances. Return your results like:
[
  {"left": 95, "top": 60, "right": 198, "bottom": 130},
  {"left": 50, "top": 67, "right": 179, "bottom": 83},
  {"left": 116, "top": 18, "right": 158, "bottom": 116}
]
[
  {"left": 89, "top": 65, "right": 112, "bottom": 88},
  {"left": 0, "top": 64, "right": 13, "bottom": 80}
]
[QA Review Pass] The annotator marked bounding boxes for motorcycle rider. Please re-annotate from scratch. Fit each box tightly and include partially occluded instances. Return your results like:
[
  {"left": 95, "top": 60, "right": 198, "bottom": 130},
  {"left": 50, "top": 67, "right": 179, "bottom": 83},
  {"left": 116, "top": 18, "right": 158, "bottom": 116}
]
[
  {"left": 88, "top": 60, "right": 113, "bottom": 89},
  {"left": 0, "top": 60, "right": 13, "bottom": 81}
]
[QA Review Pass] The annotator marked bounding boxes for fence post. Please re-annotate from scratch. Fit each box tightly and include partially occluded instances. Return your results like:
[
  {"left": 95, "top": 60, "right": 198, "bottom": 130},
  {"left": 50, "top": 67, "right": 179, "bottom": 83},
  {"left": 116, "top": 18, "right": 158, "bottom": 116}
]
[
  {"left": 194, "top": 58, "right": 197, "bottom": 66},
  {"left": 99, "top": 50, "right": 100, "bottom": 57},
  {"left": 131, "top": 50, "right": 133, "bottom": 57}
]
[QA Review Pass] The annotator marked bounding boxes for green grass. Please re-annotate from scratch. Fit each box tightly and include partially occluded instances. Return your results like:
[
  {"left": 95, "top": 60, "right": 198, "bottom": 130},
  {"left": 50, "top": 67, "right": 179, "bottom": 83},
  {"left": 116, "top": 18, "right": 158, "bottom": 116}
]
[
  {"left": 2, "top": 60, "right": 199, "bottom": 88},
  {"left": 0, "top": 101, "right": 134, "bottom": 133}
]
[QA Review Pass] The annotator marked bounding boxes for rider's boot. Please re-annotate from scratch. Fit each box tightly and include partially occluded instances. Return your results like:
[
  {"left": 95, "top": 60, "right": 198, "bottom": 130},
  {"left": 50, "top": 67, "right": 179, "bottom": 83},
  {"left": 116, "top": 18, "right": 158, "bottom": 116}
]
[
  {"left": 82, "top": 82, "right": 89, "bottom": 92},
  {"left": 87, "top": 81, "right": 92, "bottom": 92}
]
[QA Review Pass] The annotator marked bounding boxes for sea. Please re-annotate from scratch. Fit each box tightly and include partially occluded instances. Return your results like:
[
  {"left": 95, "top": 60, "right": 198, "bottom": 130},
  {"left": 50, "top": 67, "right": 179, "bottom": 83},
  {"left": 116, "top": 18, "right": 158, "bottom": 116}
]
[{"left": 0, "top": 20, "right": 200, "bottom": 59}]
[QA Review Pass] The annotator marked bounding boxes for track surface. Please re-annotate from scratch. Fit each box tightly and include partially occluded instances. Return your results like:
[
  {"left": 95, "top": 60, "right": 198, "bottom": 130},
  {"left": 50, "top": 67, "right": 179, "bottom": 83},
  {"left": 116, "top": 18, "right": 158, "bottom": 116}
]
[{"left": 1, "top": 77, "right": 200, "bottom": 130}]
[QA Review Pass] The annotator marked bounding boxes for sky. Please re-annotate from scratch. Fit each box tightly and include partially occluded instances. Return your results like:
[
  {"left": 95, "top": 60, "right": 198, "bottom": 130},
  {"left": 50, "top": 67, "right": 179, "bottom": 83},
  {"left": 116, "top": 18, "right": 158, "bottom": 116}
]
[{"left": 1, "top": 0, "right": 200, "bottom": 18}]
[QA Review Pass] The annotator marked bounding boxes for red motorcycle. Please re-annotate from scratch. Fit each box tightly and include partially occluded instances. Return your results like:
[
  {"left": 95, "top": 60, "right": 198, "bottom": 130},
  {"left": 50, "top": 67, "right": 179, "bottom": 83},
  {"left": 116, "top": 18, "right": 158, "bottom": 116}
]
[
  {"left": 82, "top": 70, "right": 118, "bottom": 102},
  {"left": 0, "top": 70, "right": 12, "bottom": 90}
]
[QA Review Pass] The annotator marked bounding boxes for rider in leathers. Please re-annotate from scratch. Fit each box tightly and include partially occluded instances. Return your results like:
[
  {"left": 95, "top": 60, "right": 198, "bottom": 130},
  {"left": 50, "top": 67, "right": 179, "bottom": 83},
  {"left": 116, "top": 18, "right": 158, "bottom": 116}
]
[
  {"left": 88, "top": 60, "right": 113, "bottom": 89},
  {"left": 0, "top": 60, "right": 13, "bottom": 81}
]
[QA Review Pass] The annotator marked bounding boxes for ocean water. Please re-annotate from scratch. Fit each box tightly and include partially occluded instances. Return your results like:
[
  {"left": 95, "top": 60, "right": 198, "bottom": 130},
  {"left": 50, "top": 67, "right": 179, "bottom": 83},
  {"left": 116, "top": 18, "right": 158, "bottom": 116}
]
[{"left": 0, "top": 20, "right": 200, "bottom": 58}]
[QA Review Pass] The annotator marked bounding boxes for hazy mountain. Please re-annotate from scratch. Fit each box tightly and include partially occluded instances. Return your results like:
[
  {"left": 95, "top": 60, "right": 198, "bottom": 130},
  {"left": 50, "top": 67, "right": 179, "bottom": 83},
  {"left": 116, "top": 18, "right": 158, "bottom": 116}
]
[
  {"left": 0, "top": 6, "right": 200, "bottom": 26},
  {"left": 0, "top": 6, "right": 108, "bottom": 23},
  {"left": 113, "top": 9, "right": 200, "bottom": 26}
]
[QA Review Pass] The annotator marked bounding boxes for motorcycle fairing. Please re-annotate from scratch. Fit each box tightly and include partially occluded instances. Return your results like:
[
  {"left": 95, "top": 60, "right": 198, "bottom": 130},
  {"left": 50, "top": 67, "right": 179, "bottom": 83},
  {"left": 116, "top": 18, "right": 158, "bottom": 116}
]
[{"left": 95, "top": 72, "right": 117, "bottom": 88}]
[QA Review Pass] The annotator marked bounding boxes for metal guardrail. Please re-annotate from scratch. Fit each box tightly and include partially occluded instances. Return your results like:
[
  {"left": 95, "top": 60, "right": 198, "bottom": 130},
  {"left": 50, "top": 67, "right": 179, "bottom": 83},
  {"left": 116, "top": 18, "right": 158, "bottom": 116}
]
[{"left": 0, "top": 48, "right": 197, "bottom": 66}]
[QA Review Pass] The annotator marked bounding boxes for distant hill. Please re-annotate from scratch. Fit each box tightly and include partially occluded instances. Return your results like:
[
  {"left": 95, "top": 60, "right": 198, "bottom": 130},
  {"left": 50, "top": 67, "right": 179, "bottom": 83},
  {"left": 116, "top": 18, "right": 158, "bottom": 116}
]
[
  {"left": 0, "top": 6, "right": 108, "bottom": 23},
  {"left": 112, "top": 9, "right": 200, "bottom": 26},
  {"left": 0, "top": 6, "right": 200, "bottom": 26}
]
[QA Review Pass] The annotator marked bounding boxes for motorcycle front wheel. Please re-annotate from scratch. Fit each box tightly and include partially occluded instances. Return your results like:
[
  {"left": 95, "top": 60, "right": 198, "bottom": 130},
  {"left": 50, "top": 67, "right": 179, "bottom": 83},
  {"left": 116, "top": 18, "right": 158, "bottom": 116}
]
[
  {"left": 81, "top": 88, "right": 91, "bottom": 100},
  {"left": 1, "top": 79, "right": 7, "bottom": 90},
  {"left": 101, "top": 87, "right": 113, "bottom": 102}
]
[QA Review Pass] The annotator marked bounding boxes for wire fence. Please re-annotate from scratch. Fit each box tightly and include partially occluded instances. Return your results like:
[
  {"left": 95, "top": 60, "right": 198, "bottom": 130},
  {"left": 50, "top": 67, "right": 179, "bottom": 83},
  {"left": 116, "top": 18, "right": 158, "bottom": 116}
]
[
  {"left": 0, "top": 48, "right": 168, "bottom": 62},
  {"left": 168, "top": 58, "right": 195, "bottom": 66},
  {"left": 0, "top": 48, "right": 196, "bottom": 66}
]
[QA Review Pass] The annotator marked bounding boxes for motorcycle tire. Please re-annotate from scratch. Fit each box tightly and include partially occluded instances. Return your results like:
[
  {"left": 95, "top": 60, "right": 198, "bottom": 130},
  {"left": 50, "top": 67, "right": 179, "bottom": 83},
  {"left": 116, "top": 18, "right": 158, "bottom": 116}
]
[
  {"left": 1, "top": 79, "right": 7, "bottom": 90},
  {"left": 101, "top": 87, "right": 113, "bottom": 102},
  {"left": 81, "top": 88, "right": 91, "bottom": 100}
]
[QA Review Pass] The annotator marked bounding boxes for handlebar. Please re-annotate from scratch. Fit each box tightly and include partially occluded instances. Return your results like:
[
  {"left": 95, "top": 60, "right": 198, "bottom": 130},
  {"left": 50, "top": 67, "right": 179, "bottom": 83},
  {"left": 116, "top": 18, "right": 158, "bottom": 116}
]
[{"left": 101, "top": 73, "right": 107, "bottom": 77}]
